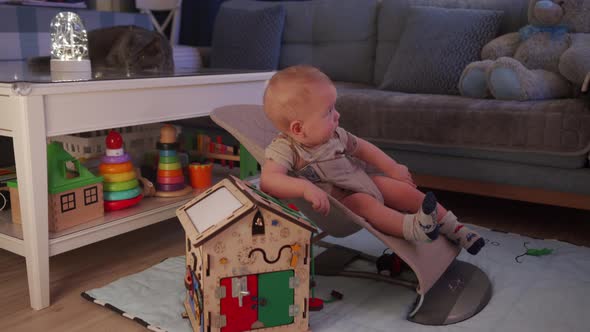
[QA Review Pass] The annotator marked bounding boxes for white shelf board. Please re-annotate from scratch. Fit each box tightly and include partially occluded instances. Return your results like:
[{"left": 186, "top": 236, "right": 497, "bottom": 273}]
[{"left": 0, "top": 164, "right": 242, "bottom": 256}]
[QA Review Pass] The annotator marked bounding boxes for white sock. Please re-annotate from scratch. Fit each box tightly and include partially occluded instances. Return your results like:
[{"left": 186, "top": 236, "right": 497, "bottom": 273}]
[
  {"left": 439, "top": 211, "right": 485, "bottom": 255},
  {"left": 402, "top": 192, "right": 439, "bottom": 242}
]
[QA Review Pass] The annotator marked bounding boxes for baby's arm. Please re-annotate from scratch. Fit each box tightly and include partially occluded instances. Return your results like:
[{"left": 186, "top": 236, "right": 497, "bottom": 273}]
[
  {"left": 260, "top": 159, "right": 330, "bottom": 215},
  {"left": 353, "top": 138, "right": 415, "bottom": 187}
]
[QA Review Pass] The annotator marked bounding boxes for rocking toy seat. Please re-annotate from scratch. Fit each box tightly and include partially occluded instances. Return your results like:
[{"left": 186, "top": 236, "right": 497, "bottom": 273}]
[{"left": 210, "top": 104, "right": 492, "bottom": 325}]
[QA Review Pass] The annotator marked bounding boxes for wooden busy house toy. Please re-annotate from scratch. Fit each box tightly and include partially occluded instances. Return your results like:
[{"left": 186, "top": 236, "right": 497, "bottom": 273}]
[{"left": 176, "top": 175, "right": 316, "bottom": 332}]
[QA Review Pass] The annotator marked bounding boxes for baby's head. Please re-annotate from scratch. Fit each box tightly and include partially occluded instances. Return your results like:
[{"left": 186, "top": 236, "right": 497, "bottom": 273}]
[{"left": 263, "top": 65, "right": 340, "bottom": 146}]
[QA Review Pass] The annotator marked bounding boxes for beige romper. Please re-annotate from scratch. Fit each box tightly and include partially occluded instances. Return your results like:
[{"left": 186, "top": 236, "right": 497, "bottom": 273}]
[{"left": 264, "top": 127, "right": 384, "bottom": 203}]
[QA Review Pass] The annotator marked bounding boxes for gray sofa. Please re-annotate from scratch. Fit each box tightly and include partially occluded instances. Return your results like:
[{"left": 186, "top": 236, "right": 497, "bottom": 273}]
[{"left": 210, "top": 0, "right": 590, "bottom": 210}]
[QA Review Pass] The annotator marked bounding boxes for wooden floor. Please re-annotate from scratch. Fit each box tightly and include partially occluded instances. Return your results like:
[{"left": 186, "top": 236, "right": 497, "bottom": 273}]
[{"left": 1, "top": 189, "right": 590, "bottom": 332}]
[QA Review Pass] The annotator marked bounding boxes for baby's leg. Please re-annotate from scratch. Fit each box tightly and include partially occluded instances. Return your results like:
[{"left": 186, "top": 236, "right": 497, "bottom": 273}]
[
  {"left": 438, "top": 211, "right": 485, "bottom": 255},
  {"left": 340, "top": 192, "right": 438, "bottom": 242},
  {"left": 371, "top": 175, "right": 446, "bottom": 216},
  {"left": 372, "top": 176, "right": 485, "bottom": 255}
]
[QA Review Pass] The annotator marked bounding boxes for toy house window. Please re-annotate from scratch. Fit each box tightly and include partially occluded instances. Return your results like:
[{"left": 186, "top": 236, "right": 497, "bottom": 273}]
[
  {"left": 84, "top": 186, "right": 98, "bottom": 205},
  {"left": 64, "top": 160, "right": 80, "bottom": 179},
  {"left": 252, "top": 211, "right": 265, "bottom": 235},
  {"left": 60, "top": 193, "right": 76, "bottom": 213}
]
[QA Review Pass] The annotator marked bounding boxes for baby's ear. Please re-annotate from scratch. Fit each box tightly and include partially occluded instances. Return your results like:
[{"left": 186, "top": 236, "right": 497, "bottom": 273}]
[{"left": 289, "top": 120, "right": 303, "bottom": 136}]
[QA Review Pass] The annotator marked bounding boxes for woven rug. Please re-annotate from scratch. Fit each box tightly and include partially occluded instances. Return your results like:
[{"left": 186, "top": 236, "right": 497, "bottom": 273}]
[{"left": 82, "top": 225, "right": 590, "bottom": 332}]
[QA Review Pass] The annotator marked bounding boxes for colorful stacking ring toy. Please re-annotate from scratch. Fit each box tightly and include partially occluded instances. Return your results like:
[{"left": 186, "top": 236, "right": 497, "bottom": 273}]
[
  {"left": 156, "top": 142, "right": 179, "bottom": 150},
  {"left": 157, "top": 169, "right": 183, "bottom": 177},
  {"left": 104, "top": 194, "right": 143, "bottom": 212},
  {"left": 156, "top": 175, "right": 185, "bottom": 185},
  {"left": 99, "top": 161, "right": 133, "bottom": 174},
  {"left": 159, "top": 155, "right": 178, "bottom": 164},
  {"left": 103, "top": 186, "right": 143, "bottom": 201},
  {"left": 158, "top": 162, "right": 182, "bottom": 171},
  {"left": 159, "top": 150, "right": 177, "bottom": 157},
  {"left": 102, "top": 170, "right": 136, "bottom": 183},
  {"left": 157, "top": 182, "right": 187, "bottom": 192},
  {"left": 101, "top": 153, "right": 131, "bottom": 164},
  {"left": 103, "top": 178, "right": 139, "bottom": 192}
]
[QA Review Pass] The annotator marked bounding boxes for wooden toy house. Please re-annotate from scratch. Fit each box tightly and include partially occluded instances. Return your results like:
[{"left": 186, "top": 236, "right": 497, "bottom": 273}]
[
  {"left": 45, "top": 142, "right": 104, "bottom": 231},
  {"left": 176, "top": 175, "right": 316, "bottom": 332},
  {"left": 11, "top": 143, "right": 104, "bottom": 231}
]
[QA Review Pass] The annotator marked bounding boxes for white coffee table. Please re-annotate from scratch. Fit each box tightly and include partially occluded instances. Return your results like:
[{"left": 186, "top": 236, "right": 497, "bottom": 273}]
[{"left": 0, "top": 62, "right": 273, "bottom": 310}]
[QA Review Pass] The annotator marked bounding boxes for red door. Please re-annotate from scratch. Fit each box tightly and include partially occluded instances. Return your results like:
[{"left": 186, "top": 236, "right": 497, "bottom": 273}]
[{"left": 220, "top": 275, "right": 258, "bottom": 332}]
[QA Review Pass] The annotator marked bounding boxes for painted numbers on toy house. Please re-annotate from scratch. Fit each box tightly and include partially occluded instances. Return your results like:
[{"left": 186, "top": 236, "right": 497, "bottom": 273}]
[{"left": 177, "top": 176, "right": 316, "bottom": 332}]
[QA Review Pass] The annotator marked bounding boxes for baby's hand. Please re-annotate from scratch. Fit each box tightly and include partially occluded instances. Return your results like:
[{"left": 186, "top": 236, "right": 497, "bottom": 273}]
[
  {"left": 388, "top": 164, "right": 416, "bottom": 187},
  {"left": 303, "top": 182, "right": 330, "bottom": 216}
]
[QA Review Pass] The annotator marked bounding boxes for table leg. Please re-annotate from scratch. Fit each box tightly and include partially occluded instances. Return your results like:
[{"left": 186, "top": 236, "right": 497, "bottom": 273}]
[{"left": 12, "top": 95, "right": 50, "bottom": 310}]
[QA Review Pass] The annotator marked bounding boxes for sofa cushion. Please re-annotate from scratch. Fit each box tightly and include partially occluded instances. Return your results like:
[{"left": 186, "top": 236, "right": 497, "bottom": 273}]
[
  {"left": 210, "top": 5, "right": 286, "bottom": 70},
  {"left": 221, "top": 0, "right": 378, "bottom": 84},
  {"left": 335, "top": 88, "right": 590, "bottom": 169},
  {"left": 374, "top": 0, "right": 529, "bottom": 86},
  {"left": 380, "top": 6, "right": 502, "bottom": 95}
]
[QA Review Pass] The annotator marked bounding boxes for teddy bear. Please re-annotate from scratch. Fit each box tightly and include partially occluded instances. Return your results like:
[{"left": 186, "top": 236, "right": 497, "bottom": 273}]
[{"left": 458, "top": 0, "right": 590, "bottom": 101}]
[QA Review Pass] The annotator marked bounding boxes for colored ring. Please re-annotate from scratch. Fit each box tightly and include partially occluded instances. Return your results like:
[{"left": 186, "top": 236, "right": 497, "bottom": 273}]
[
  {"left": 159, "top": 155, "right": 179, "bottom": 164},
  {"left": 106, "top": 147, "right": 124, "bottom": 157},
  {"left": 104, "top": 186, "right": 143, "bottom": 201},
  {"left": 157, "top": 175, "right": 185, "bottom": 185},
  {"left": 99, "top": 161, "right": 133, "bottom": 174},
  {"left": 103, "top": 178, "right": 139, "bottom": 192},
  {"left": 158, "top": 162, "right": 181, "bottom": 171},
  {"left": 104, "top": 194, "right": 143, "bottom": 212},
  {"left": 157, "top": 169, "right": 183, "bottom": 177},
  {"left": 101, "top": 153, "right": 131, "bottom": 164},
  {"left": 157, "top": 182, "right": 186, "bottom": 192},
  {"left": 102, "top": 170, "right": 135, "bottom": 183},
  {"left": 156, "top": 142, "right": 179, "bottom": 150},
  {"left": 159, "top": 150, "right": 177, "bottom": 157}
]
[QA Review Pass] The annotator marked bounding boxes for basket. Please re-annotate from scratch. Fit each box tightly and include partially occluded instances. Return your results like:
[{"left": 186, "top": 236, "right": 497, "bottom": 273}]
[{"left": 49, "top": 124, "right": 161, "bottom": 161}]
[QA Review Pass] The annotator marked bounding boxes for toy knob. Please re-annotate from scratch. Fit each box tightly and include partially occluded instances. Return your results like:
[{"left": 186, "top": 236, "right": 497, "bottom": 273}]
[{"left": 106, "top": 130, "right": 123, "bottom": 149}]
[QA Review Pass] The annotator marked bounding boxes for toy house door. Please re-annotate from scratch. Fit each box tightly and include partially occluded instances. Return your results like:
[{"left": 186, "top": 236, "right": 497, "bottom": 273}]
[
  {"left": 220, "top": 270, "right": 294, "bottom": 331},
  {"left": 220, "top": 275, "right": 258, "bottom": 332},
  {"left": 258, "top": 270, "right": 294, "bottom": 327}
]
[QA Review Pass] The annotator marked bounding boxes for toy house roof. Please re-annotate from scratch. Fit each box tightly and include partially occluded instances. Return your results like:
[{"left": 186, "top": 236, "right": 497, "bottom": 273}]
[
  {"left": 179, "top": 175, "right": 316, "bottom": 248},
  {"left": 47, "top": 142, "right": 103, "bottom": 194}
]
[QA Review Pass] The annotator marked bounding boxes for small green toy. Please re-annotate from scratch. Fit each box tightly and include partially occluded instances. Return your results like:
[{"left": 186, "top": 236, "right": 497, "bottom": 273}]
[{"left": 515, "top": 242, "right": 554, "bottom": 263}]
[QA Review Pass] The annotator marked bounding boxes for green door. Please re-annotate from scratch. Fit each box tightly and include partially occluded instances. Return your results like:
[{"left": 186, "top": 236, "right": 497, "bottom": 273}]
[{"left": 258, "top": 270, "right": 294, "bottom": 328}]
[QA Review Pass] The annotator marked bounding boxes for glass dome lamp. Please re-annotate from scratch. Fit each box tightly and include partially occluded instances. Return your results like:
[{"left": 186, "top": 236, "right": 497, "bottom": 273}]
[{"left": 49, "top": 12, "right": 91, "bottom": 79}]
